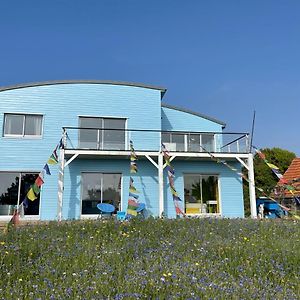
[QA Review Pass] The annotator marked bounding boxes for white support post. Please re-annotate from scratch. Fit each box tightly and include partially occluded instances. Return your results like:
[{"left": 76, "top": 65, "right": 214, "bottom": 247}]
[
  {"left": 57, "top": 133, "right": 66, "bottom": 222},
  {"left": 158, "top": 152, "right": 164, "bottom": 217},
  {"left": 247, "top": 153, "right": 257, "bottom": 218}
]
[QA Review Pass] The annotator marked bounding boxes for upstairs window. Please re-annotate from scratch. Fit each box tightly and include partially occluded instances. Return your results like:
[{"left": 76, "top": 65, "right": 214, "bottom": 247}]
[
  {"left": 79, "top": 117, "right": 126, "bottom": 150},
  {"left": 3, "top": 114, "right": 43, "bottom": 137}
]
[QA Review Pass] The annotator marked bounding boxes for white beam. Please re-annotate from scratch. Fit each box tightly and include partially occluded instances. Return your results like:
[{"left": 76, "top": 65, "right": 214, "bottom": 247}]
[
  {"left": 57, "top": 148, "right": 65, "bottom": 222},
  {"left": 65, "top": 153, "right": 79, "bottom": 167},
  {"left": 236, "top": 157, "right": 249, "bottom": 170},
  {"left": 145, "top": 154, "right": 158, "bottom": 169},
  {"left": 158, "top": 152, "right": 164, "bottom": 217},
  {"left": 247, "top": 153, "right": 257, "bottom": 218}
]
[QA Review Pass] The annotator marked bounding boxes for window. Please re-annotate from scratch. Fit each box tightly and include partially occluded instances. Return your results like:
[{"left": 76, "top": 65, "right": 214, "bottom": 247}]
[
  {"left": 0, "top": 172, "right": 40, "bottom": 216},
  {"left": 3, "top": 114, "right": 43, "bottom": 137},
  {"left": 79, "top": 117, "right": 126, "bottom": 150},
  {"left": 184, "top": 174, "right": 219, "bottom": 214},
  {"left": 81, "top": 173, "right": 121, "bottom": 214}
]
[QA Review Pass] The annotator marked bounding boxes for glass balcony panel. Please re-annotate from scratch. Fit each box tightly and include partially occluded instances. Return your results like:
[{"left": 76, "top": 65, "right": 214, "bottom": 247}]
[{"left": 188, "top": 134, "right": 200, "bottom": 152}]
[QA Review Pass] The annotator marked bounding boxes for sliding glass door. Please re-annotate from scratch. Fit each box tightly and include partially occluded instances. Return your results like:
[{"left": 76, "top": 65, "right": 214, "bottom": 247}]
[
  {"left": 184, "top": 174, "right": 219, "bottom": 214},
  {"left": 81, "top": 173, "right": 121, "bottom": 214}
]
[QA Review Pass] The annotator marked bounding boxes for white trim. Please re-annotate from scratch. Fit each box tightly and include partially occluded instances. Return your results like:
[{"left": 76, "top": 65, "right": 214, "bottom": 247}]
[
  {"left": 3, "top": 113, "right": 44, "bottom": 138},
  {"left": 65, "top": 153, "right": 79, "bottom": 167}
]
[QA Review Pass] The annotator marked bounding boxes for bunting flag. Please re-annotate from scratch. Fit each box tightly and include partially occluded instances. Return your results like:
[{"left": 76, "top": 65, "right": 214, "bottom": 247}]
[
  {"left": 47, "top": 153, "right": 58, "bottom": 165},
  {"left": 27, "top": 188, "right": 37, "bottom": 201},
  {"left": 43, "top": 164, "right": 51, "bottom": 175},
  {"left": 253, "top": 147, "right": 283, "bottom": 180},
  {"left": 32, "top": 183, "right": 41, "bottom": 195},
  {"left": 162, "top": 143, "right": 185, "bottom": 217},
  {"left": 35, "top": 175, "right": 44, "bottom": 187},
  {"left": 127, "top": 141, "right": 141, "bottom": 217}
]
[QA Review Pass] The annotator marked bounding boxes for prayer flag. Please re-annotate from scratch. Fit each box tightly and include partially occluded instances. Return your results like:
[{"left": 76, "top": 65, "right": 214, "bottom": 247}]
[
  {"left": 35, "top": 176, "right": 44, "bottom": 187},
  {"left": 127, "top": 209, "right": 138, "bottom": 216},
  {"left": 43, "top": 164, "right": 51, "bottom": 175},
  {"left": 266, "top": 163, "right": 279, "bottom": 170},
  {"left": 129, "top": 192, "right": 139, "bottom": 199},
  {"left": 32, "top": 183, "right": 41, "bottom": 195},
  {"left": 48, "top": 154, "right": 58, "bottom": 165},
  {"left": 27, "top": 188, "right": 37, "bottom": 201}
]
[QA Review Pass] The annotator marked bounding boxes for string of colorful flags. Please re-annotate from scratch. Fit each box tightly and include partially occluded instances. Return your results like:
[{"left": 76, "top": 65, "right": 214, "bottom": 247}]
[
  {"left": 197, "top": 144, "right": 294, "bottom": 213},
  {"left": 126, "top": 140, "right": 140, "bottom": 217},
  {"left": 161, "top": 143, "right": 185, "bottom": 217},
  {"left": 253, "top": 146, "right": 299, "bottom": 203},
  {"left": 14, "top": 139, "right": 63, "bottom": 220}
]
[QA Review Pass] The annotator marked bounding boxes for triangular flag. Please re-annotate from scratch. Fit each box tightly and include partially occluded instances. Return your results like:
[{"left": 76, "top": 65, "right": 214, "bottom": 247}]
[
  {"left": 27, "top": 188, "right": 37, "bottom": 201},
  {"left": 48, "top": 154, "right": 58, "bottom": 165},
  {"left": 43, "top": 164, "right": 51, "bottom": 175}
]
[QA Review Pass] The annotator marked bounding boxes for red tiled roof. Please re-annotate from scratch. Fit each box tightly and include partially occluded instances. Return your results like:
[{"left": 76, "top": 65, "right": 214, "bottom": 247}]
[
  {"left": 282, "top": 158, "right": 300, "bottom": 181},
  {"left": 280, "top": 158, "right": 300, "bottom": 198}
]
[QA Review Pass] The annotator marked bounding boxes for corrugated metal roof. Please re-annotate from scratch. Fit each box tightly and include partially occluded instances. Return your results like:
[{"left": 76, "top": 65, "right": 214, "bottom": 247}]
[
  {"left": 161, "top": 103, "right": 226, "bottom": 128},
  {"left": 0, "top": 80, "right": 167, "bottom": 97}
]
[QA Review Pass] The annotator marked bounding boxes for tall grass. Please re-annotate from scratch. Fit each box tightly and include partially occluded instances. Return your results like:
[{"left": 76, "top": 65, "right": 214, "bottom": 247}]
[{"left": 0, "top": 218, "right": 299, "bottom": 299}]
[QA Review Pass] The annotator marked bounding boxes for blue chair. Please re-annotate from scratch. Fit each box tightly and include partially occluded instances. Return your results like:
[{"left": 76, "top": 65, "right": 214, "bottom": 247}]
[
  {"left": 97, "top": 203, "right": 115, "bottom": 219},
  {"left": 117, "top": 211, "right": 126, "bottom": 221}
]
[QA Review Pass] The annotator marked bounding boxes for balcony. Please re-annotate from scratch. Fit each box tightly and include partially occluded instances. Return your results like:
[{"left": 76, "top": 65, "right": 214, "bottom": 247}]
[{"left": 63, "top": 127, "right": 250, "bottom": 155}]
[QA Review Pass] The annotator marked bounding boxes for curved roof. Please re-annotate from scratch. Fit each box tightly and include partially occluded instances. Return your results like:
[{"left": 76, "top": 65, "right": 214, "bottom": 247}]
[
  {"left": 0, "top": 80, "right": 167, "bottom": 97},
  {"left": 162, "top": 103, "right": 226, "bottom": 128}
]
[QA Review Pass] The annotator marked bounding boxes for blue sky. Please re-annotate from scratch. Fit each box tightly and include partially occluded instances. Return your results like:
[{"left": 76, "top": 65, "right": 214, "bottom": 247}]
[{"left": 1, "top": 1, "right": 299, "bottom": 155}]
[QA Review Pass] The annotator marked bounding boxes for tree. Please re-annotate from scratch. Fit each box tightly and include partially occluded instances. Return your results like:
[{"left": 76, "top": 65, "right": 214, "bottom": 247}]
[{"left": 243, "top": 147, "right": 296, "bottom": 216}]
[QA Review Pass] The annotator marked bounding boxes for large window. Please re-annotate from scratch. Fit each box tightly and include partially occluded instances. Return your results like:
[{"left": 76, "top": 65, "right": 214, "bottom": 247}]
[
  {"left": 81, "top": 173, "right": 121, "bottom": 214},
  {"left": 0, "top": 172, "right": 40, "bottom": 216},
  {"left": 79, "top": 117, "right": 126, "bottom": 150},
  {"left": 3, "top": 114, "right": 43, "bottom": 137},
  {"left": 184, "top": 174, "right": 219, "bottom": 214}
]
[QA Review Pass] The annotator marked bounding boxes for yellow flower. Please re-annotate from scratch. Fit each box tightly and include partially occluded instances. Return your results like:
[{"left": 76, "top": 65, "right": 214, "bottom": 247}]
[
  {"left": 0, "top": 241, "right": 5, "bottom": 245},
  {"left": 195, "top": 262, "right": 199, "bottom": 266},
  {"left": 168, "top": 272, "right": 172, "bottom": 276}
]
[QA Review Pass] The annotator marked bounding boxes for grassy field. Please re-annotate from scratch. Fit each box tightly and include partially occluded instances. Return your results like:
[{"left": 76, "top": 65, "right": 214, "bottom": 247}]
[{"left": 0, "top": 218, "right": 299, "bottom": 299}]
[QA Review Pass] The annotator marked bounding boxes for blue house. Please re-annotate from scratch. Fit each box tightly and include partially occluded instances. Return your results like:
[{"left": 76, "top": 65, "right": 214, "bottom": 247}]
[{"left": 0, "top": 80, "right": 257, "bottom": 221}]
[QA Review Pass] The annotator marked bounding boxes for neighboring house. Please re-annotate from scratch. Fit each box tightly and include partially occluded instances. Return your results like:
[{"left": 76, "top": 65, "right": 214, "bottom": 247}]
[
  {"left": 0, "top": 80, "right": 256, "bottom": 221},
  {"left": 277, "top": 158, "right": 300, "bottom": 210}
]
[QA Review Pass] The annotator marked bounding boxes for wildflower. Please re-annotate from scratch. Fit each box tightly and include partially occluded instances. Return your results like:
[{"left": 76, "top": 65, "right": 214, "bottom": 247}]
[
  {"left": 0, "top": 241, "right": 5, "bottom": 245},
  {"left": 19, "top": 279, "right": 23, "bottom": 282},
  {"left": 195, "top": 262, "right": 199, "bottom": 266}
]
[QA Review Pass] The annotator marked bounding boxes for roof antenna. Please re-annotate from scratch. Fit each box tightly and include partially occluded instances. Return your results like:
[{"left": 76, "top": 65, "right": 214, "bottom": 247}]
[{"left": 249, "top": 110, "right": 256, "bottom": 152}]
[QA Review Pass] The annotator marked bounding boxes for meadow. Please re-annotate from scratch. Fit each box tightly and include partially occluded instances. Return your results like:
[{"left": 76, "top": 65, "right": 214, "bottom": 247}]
[{"left": 0, "top": 218, "right": 299, "bottom": 299}]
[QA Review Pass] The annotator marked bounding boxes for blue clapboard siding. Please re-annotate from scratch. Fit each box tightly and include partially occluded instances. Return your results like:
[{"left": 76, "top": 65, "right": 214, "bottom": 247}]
[
  {"left": 0, "top": 83, "right": 162, "bottom": 220},
  {"left": 164, "top": 161, "right": 244, "bottom": 218},
  {"left": 162, "top": 106, "right": 223, "bottom": 132}
]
